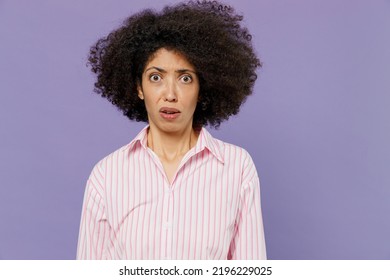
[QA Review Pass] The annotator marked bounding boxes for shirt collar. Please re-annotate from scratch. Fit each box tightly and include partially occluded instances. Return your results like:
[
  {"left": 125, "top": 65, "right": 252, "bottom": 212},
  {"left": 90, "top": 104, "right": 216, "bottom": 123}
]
[
  {"left": 121, "top": 125, "right": 149, "bottom": 152},
  {"left": 194, "top": 127, "right": 224, "bottom": 163},
  {"left": 122, "top": 125, "right": 224, "bottom": 163}
]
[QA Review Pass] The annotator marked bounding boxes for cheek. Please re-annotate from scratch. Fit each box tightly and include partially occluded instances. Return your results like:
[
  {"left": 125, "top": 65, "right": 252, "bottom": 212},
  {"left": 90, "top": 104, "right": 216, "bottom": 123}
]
[
  {"left": 142, "top": 93, "right": 155, "bottom": 111},
  {"left": 143, "top": 87, "right": 162, "bottom": 104},
  {"left": 189, "top": 93, "right": 199, "bottom": 110}
]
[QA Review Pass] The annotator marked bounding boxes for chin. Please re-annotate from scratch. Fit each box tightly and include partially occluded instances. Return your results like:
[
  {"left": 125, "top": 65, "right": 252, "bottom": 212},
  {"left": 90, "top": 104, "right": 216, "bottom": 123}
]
[
  {"left": 160, "top": 123, "right": 186, "bottom": 133},
  {"left": 154, "top": 120, "right": 193, "bottom": 134}
]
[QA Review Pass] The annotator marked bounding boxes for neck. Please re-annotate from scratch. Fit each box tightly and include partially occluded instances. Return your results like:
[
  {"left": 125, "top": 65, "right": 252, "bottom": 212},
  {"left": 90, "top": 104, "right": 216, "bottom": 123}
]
[{"left": 147, "top": 125, "right": 199, "bottom": 161}]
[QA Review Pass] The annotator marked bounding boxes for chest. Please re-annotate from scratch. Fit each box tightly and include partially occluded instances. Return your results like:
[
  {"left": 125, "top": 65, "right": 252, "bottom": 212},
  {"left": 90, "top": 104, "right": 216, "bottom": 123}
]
[
  {"left": 105, "top": 163, "right": 242, "bottom": 259},
  {"left": 100, "top": 148, "right": 246, "bottom": 258}
]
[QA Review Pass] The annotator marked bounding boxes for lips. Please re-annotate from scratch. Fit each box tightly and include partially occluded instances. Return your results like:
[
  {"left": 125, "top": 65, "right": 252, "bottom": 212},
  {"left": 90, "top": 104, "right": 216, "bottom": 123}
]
[
  {"left": 159, "top": 107, "right": 181, "bottom": 120},
  {"left": 159, "top": 107, "right": 180, "bottom": 114}
]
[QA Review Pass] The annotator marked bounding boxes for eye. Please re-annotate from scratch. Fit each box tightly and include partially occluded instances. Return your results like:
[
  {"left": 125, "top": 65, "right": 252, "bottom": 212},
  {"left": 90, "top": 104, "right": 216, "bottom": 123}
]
[
  {"left": 180, "top": 74, "right": 193, "bottom": 84},
  {"left": 149, "top": 74, "right": 161, "bottom": 82}
]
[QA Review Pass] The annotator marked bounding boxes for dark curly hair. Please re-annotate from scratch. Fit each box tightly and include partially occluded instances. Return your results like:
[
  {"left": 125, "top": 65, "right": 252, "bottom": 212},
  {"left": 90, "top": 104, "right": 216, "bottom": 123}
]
[{"left": 88, "top": 0, "right": 261, "bottom": 128}]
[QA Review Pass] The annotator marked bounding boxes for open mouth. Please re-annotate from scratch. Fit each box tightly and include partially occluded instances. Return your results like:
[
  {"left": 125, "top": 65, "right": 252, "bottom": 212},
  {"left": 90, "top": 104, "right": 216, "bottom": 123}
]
[
  {"left": 160, "top": 107, "right": 180, "bottom": 114},
  {"left": 160, "top": 107, "right": 181, "bottom": 119}
]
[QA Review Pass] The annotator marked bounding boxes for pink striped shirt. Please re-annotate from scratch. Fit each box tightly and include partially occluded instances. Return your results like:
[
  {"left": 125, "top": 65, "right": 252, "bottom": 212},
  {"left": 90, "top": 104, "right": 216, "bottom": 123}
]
[{"left": 77, "top": 126, "right": 266, "bottom": 259}]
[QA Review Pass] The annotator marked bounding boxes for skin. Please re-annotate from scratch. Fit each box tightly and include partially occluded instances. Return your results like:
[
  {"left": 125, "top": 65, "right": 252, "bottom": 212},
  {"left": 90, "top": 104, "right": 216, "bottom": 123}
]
[{"left": 137, "top": 48, "right": 200, "bottom": 184}]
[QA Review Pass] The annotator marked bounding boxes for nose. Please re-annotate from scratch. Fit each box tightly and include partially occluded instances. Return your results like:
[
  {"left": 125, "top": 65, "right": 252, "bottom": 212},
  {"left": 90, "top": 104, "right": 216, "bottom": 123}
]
[{"left": 163, "top": 78, "right": 178, "bottom": 102}]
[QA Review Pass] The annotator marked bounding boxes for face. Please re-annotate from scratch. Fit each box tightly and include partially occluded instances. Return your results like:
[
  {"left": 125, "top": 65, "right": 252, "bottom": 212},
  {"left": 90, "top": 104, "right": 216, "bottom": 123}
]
[{"left": 138, "top": 48, "right": 199, "bottom": 134}]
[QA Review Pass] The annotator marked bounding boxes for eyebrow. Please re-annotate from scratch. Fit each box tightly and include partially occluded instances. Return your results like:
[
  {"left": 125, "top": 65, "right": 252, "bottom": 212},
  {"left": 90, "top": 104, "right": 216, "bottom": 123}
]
[{"left": 144, "top": 66, "right": 197, "bottom": 75}]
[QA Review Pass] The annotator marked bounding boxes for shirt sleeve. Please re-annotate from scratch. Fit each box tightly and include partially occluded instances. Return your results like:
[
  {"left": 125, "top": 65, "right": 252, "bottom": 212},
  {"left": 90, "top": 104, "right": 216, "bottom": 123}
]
[
  {"left": 76, "top": 164, "right": 112, "bottom": 259},
  {"left": 228, "top": 165, "right": 267, "bottom": 259}
]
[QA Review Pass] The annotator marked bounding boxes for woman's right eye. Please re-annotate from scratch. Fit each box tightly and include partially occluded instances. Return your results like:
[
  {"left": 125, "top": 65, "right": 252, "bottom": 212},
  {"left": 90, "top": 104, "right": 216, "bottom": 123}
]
[{"left": 149, "top": 74, "right": 161, "bottom": 82}]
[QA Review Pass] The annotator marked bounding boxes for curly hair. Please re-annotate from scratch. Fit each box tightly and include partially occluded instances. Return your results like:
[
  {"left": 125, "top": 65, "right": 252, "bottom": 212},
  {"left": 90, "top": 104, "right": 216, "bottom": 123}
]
[{"left": 88, "top": 0, "right": 261, "bottom": 128}]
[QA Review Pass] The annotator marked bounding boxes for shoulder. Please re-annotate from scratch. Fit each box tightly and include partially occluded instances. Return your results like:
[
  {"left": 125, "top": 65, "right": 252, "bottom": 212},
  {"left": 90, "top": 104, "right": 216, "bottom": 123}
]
[
  {"left": 206, "top": 130, "right": 254, "bottom": 164},
  {"left": 205, "top": 130, "right": 258, "bottom": 184},
  {"left": 91, "top": 142, "right": 133, "bottom": 174},
  {"left": 85, "top": 141, "right": 135, "bottom": 197},
  {"left": 90, "top": 126, "right": 148, "bottom": 175}
]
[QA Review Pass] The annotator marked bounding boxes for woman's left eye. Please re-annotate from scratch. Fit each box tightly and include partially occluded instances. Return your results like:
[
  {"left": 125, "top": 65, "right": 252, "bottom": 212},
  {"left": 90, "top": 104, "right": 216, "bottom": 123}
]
[{"left": 180, "top": 75, "right": 192, "bottom": 83}]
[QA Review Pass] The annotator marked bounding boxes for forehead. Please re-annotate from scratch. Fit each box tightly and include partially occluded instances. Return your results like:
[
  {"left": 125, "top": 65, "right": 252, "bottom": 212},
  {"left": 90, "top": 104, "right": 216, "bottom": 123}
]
[{"left": 144, "top": 48, "right": 195, "bottom": 71}]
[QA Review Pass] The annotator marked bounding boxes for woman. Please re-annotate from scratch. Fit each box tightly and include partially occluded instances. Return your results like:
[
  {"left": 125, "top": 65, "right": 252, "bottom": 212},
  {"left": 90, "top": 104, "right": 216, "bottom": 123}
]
[{"left": 77, "top": 0, "right": 266, "bottom": 260}]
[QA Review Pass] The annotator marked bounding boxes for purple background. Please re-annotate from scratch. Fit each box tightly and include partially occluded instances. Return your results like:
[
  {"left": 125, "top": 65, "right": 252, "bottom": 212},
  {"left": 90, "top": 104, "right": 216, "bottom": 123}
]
[{"left": 0, "top": 0, "right": 389, "bottom": 260}]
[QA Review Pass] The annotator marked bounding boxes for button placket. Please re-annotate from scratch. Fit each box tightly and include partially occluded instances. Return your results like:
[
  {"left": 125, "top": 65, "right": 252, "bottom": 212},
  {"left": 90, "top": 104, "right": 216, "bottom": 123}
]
[{"left": 163, "top": 183, "right": 175, "bottom": 259}]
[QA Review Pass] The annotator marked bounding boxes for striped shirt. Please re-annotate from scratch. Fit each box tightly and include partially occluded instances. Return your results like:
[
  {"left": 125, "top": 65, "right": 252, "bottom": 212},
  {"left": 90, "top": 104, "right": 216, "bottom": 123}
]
[{"left": 77, "top": 126, "right": 266, "bottom": 259}]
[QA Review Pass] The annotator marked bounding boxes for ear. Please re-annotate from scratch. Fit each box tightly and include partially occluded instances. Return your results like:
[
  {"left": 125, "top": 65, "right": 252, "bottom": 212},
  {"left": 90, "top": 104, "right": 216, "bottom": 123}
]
[{"left": 137, "top": 83, "right": 144, "bottom": 100}]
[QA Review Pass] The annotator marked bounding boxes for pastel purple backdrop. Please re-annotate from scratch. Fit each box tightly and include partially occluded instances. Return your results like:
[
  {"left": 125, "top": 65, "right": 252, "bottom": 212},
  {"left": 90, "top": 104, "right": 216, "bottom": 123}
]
[{"left": 0, "top": 0, "right": 389, "bottom": 259}]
